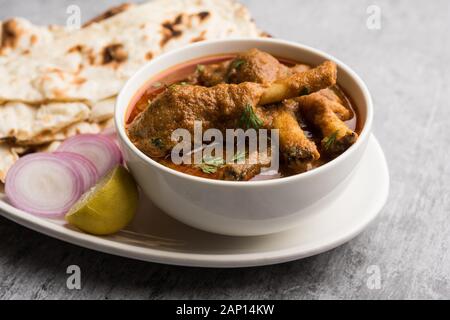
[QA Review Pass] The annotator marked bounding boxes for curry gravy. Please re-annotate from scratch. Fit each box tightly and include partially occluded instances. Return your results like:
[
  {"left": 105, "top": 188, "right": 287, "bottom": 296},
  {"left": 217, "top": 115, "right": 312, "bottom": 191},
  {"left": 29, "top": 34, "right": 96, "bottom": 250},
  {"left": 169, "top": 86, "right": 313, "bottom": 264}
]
[{"left": 127, "top": 52, "right": 361, "bottom": 181}]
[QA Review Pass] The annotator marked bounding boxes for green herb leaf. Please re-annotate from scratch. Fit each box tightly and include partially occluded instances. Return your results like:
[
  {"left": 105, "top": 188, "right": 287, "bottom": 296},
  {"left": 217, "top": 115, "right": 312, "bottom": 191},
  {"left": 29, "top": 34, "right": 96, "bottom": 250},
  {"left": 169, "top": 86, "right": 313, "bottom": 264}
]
[
  {"left": 151, "top": 137, "right": 164, "bottom": 149},
  {"left": 196, "top": 64, "right": 205, "bottom": 72},
  {"left": 239, "top": 104, "right": 264, "bottom": 130},
  {"left": 198, "top": 164, "right": 218, "bottom": 174},
  {"left": 232, "top": 151, "right": 246, "bottom": 163},
  {"left": 195, "top": 151, "right": 249, "bottom": 174},
  {"left": 323, "top": 131, "right": 339, "bottom": 150},
  {"left": 196, "top": 155, "right": 224, "bottom": 174},
  {"left": 169, "top": 81, "right": 188, "bottom": 89},
  {"left": 231, "top": 59, "right": 245, "bottom": 70},
  {"left": 299, "top": 86, "right": 310, "bottom": 96},
  {"left": 203, "top": 156, "right": 225, "bottom": 167}
]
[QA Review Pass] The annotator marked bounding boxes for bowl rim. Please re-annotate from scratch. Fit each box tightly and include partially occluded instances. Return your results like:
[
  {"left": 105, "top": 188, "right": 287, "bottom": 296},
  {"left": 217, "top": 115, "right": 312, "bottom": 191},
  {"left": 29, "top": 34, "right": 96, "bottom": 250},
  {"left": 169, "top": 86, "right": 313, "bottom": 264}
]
[{"left": 115, "top": 38, "right": 373, "bottom": 187}]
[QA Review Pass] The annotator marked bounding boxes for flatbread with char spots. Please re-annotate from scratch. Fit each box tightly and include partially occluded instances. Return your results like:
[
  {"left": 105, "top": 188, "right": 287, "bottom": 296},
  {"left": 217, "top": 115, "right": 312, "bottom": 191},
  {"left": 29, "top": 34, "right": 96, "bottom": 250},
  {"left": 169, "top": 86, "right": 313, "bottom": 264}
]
[
  {"left": 0, "top": 0, "right": 262, "bottom": 104},
  {"left": 0, "top": 0, "right": 263, "bottom": 181}
]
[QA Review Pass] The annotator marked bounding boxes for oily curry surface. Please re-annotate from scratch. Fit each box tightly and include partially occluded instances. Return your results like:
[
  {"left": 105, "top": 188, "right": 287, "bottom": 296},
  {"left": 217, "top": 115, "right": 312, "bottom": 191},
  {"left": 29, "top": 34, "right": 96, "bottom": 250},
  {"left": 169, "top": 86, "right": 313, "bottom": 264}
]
[{"left": 127, "top": 48, "right": 360, "bottom": 181}]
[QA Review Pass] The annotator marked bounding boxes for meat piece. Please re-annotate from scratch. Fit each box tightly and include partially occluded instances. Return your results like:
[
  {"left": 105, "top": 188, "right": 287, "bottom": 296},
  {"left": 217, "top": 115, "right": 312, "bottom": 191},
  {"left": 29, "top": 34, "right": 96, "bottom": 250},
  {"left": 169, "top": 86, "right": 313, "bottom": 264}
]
[
  {"left": 127, "top": 61, "right": 336, "bottom": 158},
  {"left": 288, "top": 64, "right": 311, "bottom": 74},
  {"left": 291, "top": 90, "right": 353, "bottom": 121},
  {"left": 259, "top": 60, "right": 337, "bottom": 105},
  {"left": 297, "top": 94, "right": 358, "bottom": 157},
  {"left": 127, "top": 82, "right": 264, "bottom": 158},
  {"left": 219, "top": 160, "right": 266, "bottom": 181},
  {"left": 219, "top": 163, "right": 262, "bottom": 181},
  {"left": 258, "top": 101, "right": 319, "bottom": 169},
  {"left": 191, "top": 48, "right": 288, "bottom": 86},
  {"left": 192, "top": 49, "right": 315, "bottom": 87},
  {"left": 317, "top": 87, "right": 353, "bottom": 121},
  {"left": 225, "top": 53, "right": 351, "bottom": 120},
  {"left": 227, "top": 48, "right": 291, "bottom": 84},
  {"left": 275, "top": 95, "right": 352, "bottom": 127},
  {"left": 279, "top": 62, "right": 353, "bottom": 121},
  {"left": 159, "top": 148, "right": 271, "bottom": 181},
  {"left": 219, "top": 147, "right": 272, "bottom": 181},
  {"left": 190, "top": 60, "right": 231, "bottom": 86}
]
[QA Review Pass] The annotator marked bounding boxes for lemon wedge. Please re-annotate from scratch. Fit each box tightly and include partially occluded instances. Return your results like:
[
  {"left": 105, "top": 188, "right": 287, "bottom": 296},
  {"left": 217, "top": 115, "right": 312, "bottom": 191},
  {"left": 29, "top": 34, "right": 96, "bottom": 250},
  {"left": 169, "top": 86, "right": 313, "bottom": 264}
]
[{"left": 66, "top": 166, "right": 138, "bottom": 235}]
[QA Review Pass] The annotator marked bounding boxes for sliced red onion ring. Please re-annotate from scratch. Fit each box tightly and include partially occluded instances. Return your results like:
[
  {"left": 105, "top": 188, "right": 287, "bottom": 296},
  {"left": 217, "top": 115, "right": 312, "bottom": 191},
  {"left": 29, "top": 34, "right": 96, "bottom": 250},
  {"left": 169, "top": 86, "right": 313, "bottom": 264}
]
[
  {"left": 57, "top": 134, "right": 122, "bottom": 177},
  {"left": 54, "top": 152, "right": 99, "bottom": 191},
  {"left": 5, "top": 153, "right": 84, "bottom": 217}
]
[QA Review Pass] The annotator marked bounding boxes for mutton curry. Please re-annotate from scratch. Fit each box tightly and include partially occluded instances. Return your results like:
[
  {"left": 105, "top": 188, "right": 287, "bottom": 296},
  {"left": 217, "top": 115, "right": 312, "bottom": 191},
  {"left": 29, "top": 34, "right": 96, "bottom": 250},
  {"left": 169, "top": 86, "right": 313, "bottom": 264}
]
[{"left": 127, "top": 48, "right": 360, "bottom": 181}]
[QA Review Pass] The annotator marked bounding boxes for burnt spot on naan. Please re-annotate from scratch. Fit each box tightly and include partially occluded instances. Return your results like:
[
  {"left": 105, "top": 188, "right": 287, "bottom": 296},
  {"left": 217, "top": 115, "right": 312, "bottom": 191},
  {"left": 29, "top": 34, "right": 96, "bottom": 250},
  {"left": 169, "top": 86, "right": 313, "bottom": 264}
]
[
  {"left": 160, "top": 21, "right": 183, "bottom": 47},
  {"left": 197, "top": 11, "right": 210, "bottom": 21},
  {"left": 67, "top": 43, "right": 127, "bottom": 69},
  {"left": 0, "top": 18, "right": 52, "bottom": 55},
  {"left": 102, "top": 43, "right": 128, "bottom": 65},
  {"left": 174, "top": 14, "right": 184, "bottom": 25},
  {"left": 1, "top": 20, "right": 21, "bottom": 50},
  {"left": 160, "top": 11, "right": 211, "bottom": 47},
  {"left": 145, "top": 51, "right": 154, "bottom": 60},
  {"left": 190, "top": 30, "right": 206, "bottom": 43},
  {"left": 67, "top": 44, "right": 85, "bottom": 53},
  {"left": 67, "top": 44, "right": 96, "bottom": 67},
  {"left": 83, "top": 3, "right": 134, "bottom": 27}
]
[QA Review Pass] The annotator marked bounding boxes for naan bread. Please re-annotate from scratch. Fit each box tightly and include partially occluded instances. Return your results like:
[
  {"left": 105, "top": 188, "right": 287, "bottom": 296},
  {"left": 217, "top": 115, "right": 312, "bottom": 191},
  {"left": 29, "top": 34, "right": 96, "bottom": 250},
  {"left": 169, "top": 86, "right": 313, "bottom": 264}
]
[
  {"left": 82, "top": 3, "right": 135, "bottom": 27},
  {"left": 0, "top": 0, "right": 262, "bottom": 181},
  {"left": 0, "top": 0, "right": 262, "bottom": 104},
  {"left": 0, "top": 144, "right": 19, "bottom": 182},
  {"left": 0, "top": 101, "right": 90, "bottom": 141},
  {"left": 90, "top": 97, "right": 116, "bottom": 123},
  {"left": 0, "top": 120, "right": 104, "bottom": 183},
  {"left": 36, "top": 141, "right": 62, "bottom": 153},
  {"left": 0, "top": 18, "right": 67, "bottom": 58},
  {"left": 17, "top": 121, "right": 102, "bottom": 146}
]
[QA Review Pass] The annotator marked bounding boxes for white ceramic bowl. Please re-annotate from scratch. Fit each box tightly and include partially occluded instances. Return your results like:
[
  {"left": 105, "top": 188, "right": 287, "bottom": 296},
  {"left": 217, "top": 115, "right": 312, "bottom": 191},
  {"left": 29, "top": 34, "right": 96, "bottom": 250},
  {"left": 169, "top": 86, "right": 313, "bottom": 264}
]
[{"left": 115, "top": 38, "right": 373, "bottom": 236}]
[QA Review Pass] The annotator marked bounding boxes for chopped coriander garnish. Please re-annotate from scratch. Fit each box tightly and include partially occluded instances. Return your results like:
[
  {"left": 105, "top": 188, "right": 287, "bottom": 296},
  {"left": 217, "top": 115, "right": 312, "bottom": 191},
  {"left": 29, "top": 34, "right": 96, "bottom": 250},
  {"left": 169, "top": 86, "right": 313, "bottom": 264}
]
[
  {"left": 151, "top": 137, "right": 164, "bottom": 149},
  {"left": 169, "top": 81, "right": 188, "bottom": 89},
  {"left": 231, "top": 59, "right": 245, "bottom": 70},
  {"left": 203, "top": 156, "right": 225, "bottom": 167},
  {"left": 323, "top": 131, "right": 339, "bottom": 150},
  {"left": 196, "top": 64, "right": 205, "bottom": 72},
  {"left": 239, "top": 104, "right": 264, "bottom": 130},
  {"left": 196, "top": 155, "right": 224, "bottom": 174},
  {"left": 198, "top": 164, "right": 218, "bottom": 174},
  {"left": 226, "top": 59, "right": 246, "bottom": 82},
  {"left": 232, "top": 151, "right": 246, "bottom": 163},
  {"left": 299, "top": 86, "right": 310, "bottom": 96},
  {"left": 195, "top": 152, "right": 246, "bottom": 174}
]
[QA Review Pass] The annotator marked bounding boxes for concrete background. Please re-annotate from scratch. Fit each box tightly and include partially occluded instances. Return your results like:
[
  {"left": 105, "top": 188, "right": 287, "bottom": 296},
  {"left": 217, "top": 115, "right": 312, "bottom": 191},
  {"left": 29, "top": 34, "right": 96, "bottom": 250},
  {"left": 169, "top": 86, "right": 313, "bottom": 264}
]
[{"left": 0, "top": 0, "right": 449, "bottom": 299}]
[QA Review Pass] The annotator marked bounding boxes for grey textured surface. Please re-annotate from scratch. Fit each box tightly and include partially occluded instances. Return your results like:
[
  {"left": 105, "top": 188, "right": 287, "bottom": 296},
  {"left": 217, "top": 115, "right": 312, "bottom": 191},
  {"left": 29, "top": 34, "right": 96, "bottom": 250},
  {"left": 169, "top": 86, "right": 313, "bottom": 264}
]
[{"left": 0, "top": 0, "right": 449, "bottom": 300}]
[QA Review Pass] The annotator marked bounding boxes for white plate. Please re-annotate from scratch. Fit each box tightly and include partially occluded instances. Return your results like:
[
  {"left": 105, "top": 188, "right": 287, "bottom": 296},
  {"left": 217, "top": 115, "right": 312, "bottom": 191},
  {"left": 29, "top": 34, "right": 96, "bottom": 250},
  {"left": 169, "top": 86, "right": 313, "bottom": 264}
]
[{"left": 0, "top": 135, "right": 389, "bottom": 268}]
